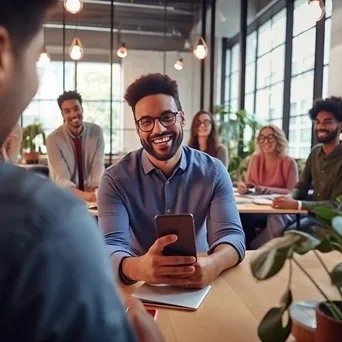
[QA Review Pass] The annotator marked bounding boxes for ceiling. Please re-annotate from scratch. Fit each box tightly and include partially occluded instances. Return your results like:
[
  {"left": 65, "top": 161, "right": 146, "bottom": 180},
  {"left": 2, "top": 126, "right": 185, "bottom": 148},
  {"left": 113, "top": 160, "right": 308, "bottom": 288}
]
[{"left": 45, "top": 0, "right": 275, "bottom": 58}]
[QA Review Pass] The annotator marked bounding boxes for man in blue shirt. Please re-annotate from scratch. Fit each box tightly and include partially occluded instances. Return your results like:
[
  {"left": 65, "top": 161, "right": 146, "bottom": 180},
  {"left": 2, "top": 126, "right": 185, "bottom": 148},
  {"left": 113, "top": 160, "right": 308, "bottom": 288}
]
[
  {"left": 98, "top": 73, "right": 245, "bottom": 288},
  {"left": 0, "top": 1, "right": 163, "bottom": 341}
]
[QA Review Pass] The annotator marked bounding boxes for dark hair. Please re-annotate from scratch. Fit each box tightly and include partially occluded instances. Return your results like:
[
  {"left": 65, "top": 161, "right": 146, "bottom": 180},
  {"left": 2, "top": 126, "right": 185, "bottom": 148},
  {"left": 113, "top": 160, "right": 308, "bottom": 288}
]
[
  {"left": 0, "top": 0, "right": 58, "bottom": 53},
  {"left": 57, "top": 91, "right": 83, "bottom": 110},
  {"left": 124, "top": 73, "right": 182, "bottom": 115},
  {"left": 188, "top": 111, "right": 220, "bottom": 157},
  {"left": 309, "top": 96, "right": 342, "bottom": 122}
]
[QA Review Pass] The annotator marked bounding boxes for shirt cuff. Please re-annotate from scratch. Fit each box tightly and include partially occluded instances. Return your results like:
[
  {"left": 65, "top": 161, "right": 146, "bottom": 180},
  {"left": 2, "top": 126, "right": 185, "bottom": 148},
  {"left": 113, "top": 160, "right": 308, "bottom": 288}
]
[
  {"left": 208, "top": 237, "right": 246, "bottom": 264},
  {"left": 297, "top": 200, "right": 302, "bottom": 210}
]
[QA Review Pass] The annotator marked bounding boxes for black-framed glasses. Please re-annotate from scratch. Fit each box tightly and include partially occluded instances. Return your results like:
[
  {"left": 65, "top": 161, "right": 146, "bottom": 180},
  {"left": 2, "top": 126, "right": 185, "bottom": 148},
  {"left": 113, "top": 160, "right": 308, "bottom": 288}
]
[
  {"left": 135, "top": 111, "right": 179, "bottom": 132},
  {"left": 257, "top": 134, "right": 276, "bottom": 143},
  {"left": 195, "top": 119, "right": 212, "bottom": 128}
]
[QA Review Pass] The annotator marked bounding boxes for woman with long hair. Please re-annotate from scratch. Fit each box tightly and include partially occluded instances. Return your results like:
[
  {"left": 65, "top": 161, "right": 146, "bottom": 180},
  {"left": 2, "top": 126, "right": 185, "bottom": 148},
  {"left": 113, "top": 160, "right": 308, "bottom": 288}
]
[
  {"left": 237, "top": 125, "right": 298, "bottom": 249},
  {"left": 188, "top": 111, "right": 228, "bottom": 167}
]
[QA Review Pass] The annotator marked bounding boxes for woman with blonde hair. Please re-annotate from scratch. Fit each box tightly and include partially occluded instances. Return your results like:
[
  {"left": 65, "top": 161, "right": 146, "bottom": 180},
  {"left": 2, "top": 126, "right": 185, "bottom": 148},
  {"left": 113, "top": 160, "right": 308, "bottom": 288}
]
[
  {"left": 188, "top": 110, "right": 228, "bottom": 167},
  {"left": 237, "top": 125, "right": 298, "bottom": 249}
]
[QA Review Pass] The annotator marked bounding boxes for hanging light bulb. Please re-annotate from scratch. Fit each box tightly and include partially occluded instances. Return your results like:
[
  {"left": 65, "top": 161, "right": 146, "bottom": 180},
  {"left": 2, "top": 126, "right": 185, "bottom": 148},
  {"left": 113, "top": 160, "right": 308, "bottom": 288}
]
[
  {"left": 69, "top": 37, "right": 84, "bottom": 61},
  {"left": 117, "top": 43, "right": 127, "bottom": 58},
  {"left": 193, "top": 37, "right": 208, "bottom": 60},
  {"left": 184, "top": 39, "right": 191, "bottom": 49},
  {"left": 64, "top": 0, "right": 83, "bottom": 14},
  {"left": 38, "top": 47, "right": 51, "bottom": 65},
  {"left": 174, "top": 58, "right": 183, "bottom": 71},
  {"left": 307, "top": 0, "right": 325, "bottom": 21}
]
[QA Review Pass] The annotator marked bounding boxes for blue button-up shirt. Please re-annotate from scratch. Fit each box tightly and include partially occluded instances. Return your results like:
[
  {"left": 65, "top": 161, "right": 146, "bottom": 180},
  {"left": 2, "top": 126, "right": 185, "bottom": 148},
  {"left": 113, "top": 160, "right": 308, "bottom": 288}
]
[{"left": 98, "top": 146, "right": 245, "bottom": 276}]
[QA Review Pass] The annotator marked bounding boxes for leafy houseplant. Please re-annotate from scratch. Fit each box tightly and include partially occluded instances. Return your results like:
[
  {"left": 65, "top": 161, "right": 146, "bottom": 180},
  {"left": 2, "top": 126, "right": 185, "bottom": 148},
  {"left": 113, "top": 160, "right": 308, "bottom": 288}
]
[
  {"left": 214, "top": 105, "right": 261, "bottom": 181},
  {"left": 22, "top": 123, "right": 46, "bottom": 164},
  {"left": 250, "top": 200, "right": 342, "bottom": 342}
]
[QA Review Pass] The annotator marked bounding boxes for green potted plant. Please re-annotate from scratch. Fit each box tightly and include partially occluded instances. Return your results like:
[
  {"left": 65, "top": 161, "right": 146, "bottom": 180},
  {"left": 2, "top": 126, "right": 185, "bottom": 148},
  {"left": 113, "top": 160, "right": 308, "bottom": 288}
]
[
  {"left": 250, "top": 201, "right": 342, "bottom": 342},
  {"left": 214, "top": 105, "right": 261, "bottom": 181},
  {"left": 22, "top": 122, "right": 46, "bottom": 164}
]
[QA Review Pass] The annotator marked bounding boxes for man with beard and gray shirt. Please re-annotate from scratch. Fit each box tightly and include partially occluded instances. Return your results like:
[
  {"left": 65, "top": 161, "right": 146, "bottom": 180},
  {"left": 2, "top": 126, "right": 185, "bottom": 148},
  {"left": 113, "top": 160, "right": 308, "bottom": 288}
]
[{"left": 272, "top": 96, "right": 342, "bottom": 232}]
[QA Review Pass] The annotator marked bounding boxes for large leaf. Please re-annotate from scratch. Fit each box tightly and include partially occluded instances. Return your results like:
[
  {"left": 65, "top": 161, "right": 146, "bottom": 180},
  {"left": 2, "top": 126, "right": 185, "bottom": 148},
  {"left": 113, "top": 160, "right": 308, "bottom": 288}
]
[
  {"left": 330, "top": 263, "right": 342, "bottom": 287},
  {"left": 332, "top": 216, "right": 342, "bottom": 236},
  {"left": 284, "top": 230, "right": 321, "bottom": 255},
  {"left": 250, "top": 235, "right": 301, "bottom": 280},
  {"left": 312, "top": 207, "right": 342, "bottom": 227},
  {"left": 258, "top": 307, "right": 292, "bottom": 342}
]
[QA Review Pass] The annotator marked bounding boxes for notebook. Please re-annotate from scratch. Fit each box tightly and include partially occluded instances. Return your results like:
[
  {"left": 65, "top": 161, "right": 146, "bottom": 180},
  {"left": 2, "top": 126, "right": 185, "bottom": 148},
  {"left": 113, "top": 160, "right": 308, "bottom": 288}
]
[
  {"left": 133, "top": 283, "right": 211, "bottom": 311},
  {"left": 252, "top": 198, "right": 273, "bottom": 205}
]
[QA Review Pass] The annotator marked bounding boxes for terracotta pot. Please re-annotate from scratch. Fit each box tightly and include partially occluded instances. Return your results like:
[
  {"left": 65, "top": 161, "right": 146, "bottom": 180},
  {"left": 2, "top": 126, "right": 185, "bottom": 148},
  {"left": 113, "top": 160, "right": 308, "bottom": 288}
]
[
  {"left": 315, "top": 301, "right": 342, "bottom": 342},
  {"left": 23, "top": 152, "right": 40, "bottom": 164}
]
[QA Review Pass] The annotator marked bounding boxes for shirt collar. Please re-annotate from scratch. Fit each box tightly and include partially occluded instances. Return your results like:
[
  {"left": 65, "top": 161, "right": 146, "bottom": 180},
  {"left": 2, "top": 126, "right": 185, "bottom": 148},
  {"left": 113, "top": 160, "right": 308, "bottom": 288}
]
[
  {"left": 141, "top": 146, "right": 188, "bottom": 175},
  {"left": 318, "top": 141, "right": 342, "bottom": 158},
  {"left": 64, "top": 122, "right": 84, "bottom": 139}
]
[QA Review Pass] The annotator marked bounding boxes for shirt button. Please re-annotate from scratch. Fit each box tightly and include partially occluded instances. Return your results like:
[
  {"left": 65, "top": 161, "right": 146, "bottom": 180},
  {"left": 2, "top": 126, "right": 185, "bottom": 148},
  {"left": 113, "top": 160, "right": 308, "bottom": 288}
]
[
  {"left": 166, "top": 209, "right": 171, "bottom": 213},
  {"left": 166, "top": 180, "right": 169, "bottom": 184}
]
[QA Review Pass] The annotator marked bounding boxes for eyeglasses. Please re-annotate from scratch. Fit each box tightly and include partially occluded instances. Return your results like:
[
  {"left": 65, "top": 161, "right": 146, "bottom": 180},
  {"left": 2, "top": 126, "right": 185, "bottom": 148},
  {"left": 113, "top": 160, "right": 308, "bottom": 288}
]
[
  {"left": 196, "top": 119, "right": 212, "bottom": 128},
  {"left": 257, "top": 134, "right": 276, "bottom": 143},
  {"left": 135, "top": 111, "right": 179, "bottom": 132}
]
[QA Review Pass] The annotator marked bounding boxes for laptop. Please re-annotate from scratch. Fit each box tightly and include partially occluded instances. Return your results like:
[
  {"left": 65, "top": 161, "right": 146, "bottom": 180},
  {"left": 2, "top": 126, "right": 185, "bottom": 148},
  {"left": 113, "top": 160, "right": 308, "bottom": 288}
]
[{"left": 133, "top": 283, "right": 211, "bottom": 311}]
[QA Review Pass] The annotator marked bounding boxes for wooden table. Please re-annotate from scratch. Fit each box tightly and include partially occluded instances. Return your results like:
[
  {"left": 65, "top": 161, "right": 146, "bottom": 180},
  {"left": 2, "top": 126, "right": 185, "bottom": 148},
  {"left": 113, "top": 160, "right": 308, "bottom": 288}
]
[{"left": 122, "top": 251, "right": 340, "bottom": 342}]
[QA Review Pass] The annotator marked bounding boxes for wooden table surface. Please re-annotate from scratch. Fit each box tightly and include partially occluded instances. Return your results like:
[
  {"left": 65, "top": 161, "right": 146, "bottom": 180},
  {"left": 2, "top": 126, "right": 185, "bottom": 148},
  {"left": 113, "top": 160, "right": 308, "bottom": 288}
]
[{"left": 121, "top": 251, "right": 340, "bottom": 342}]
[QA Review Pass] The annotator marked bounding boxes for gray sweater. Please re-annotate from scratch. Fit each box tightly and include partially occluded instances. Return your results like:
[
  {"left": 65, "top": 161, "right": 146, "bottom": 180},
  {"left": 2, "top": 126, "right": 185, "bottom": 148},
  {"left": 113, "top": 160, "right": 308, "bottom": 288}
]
[{"left": 46, "top": 122, "right": 105, "bottom": 190}]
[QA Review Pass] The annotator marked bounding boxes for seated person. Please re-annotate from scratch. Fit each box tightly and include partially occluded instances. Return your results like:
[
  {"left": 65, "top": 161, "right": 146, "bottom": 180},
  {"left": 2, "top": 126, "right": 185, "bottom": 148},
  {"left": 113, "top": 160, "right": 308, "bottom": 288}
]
[
  {"left": 188, "top": 110, "right": 229, "bottom": 168},
  {"left": 98, "top": 73, "right": 245, "bottom": 288},
  {"left": 237, "top": 125, "right": 298, "bottom": 248},
  {"left": 273, "top": 96, "right": 342, "bottom": 233},
  {"left": 0, "top": 122, "right": 22, "bottom": 163},
  {"left": 46, "top": 91, "right": 104, "bottom": 202}
]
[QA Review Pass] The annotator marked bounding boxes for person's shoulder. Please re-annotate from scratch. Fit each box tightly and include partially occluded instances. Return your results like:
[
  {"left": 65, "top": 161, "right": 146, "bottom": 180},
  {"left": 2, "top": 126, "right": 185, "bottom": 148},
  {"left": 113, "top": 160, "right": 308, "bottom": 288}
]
[
  {"left": 104, "top": 149, "right": 142, "bottom": 179},
  {"left": 217, "top": 144, "right": 228, "bottom": 153},
  {"left": 184, "top": 146, "right": 223, "bottom": 173},
  {"left": 282, "top": 155, "right": 296, "bottom": 164},
  {"left": 46, "top": 125, "right": 64, "bottom": 141},
  {"left": 310, "top": 144, "right": 323, "bottom": 154},
  {"left": 85, "top": 122, "right": 102, "bottom": 133}
]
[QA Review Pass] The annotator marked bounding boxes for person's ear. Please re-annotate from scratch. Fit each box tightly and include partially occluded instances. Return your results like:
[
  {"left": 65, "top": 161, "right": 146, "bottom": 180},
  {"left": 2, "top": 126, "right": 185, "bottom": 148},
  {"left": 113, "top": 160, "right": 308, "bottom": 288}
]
[
  {"left": 180, "top": 111, "right": 186, "bottom": 128},
  {"left": 0, "top": 27, "right": 14, "bottom": 95}
]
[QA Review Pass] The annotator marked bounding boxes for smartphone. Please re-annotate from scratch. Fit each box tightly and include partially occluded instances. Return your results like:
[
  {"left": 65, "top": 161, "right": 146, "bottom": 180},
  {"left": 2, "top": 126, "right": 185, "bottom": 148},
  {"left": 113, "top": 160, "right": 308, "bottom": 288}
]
[{"left": 154, "top": 213, "right": 197, "bottom": 259}]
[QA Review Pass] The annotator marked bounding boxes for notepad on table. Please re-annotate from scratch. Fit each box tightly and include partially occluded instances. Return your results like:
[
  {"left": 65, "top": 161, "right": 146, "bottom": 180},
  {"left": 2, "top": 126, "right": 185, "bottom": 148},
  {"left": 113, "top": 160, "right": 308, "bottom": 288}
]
[
  {"left": 133, "top": 283, "right": 211, "bottom": 311},
  {"left": 252, "top": 198, "right": 273, "bottom": 205}
]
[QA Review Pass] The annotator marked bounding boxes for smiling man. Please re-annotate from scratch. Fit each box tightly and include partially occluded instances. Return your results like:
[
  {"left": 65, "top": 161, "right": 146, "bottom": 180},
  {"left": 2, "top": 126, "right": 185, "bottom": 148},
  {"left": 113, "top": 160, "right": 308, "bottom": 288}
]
[
  {"left": 272, "top": 96, "right": 342, "bottom": 233},
  {"left": 98, "top": 73, "right": 245, "bottom": 288},
  {"left": 46, "top": 90, "right": 104, "bottom": 202}
]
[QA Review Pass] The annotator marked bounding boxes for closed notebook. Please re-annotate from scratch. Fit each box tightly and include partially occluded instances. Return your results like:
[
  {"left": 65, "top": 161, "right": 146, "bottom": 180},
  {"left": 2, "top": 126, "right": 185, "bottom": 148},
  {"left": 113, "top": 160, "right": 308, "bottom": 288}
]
[{"left": 133, "top": 283, "right": 211, "bottom": 311}]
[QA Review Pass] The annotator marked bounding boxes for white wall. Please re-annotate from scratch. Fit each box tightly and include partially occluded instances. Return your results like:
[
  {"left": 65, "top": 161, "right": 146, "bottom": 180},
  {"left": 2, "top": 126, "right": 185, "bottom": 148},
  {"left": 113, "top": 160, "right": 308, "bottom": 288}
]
[
  {"left": 327, "top": 0, "right": 342, "bottom": 96},
  {"left": 121, "top": 50, "right": 201, "bottom": 153}
]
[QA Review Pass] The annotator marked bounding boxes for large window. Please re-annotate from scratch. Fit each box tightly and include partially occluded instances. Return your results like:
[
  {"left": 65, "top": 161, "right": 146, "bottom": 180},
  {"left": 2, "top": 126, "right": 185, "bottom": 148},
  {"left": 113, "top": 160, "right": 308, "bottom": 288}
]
[{"left": 22, "top": 61, "right": 123, "bottom": 154}]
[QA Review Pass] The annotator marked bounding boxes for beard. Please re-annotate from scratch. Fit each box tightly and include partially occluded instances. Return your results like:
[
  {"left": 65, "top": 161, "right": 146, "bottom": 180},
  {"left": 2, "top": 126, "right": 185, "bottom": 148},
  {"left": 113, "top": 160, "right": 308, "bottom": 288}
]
[
  {"left": 316, "top": 127, "right": 340, "bottom": 144},
  {"left": 141, "top": 129, "right": 183, "bottom": 161}
]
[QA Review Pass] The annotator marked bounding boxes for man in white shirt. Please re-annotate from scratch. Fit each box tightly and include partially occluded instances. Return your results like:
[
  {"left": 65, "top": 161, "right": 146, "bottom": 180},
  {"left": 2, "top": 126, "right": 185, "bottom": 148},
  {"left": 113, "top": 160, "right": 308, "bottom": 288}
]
[{"left": 46, "top": 91, "right": 105, "bottom": 202}]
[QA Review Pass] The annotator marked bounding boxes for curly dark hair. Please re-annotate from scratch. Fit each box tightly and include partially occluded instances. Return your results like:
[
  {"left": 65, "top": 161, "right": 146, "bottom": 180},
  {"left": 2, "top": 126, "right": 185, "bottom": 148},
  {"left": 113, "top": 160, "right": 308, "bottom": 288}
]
[
  {"left": 57, "top": 91, "right": 83, "bottom": 110},
  {"left": 309, "top": 96, "right": 342, "bottom": 122},
  {"left": 124, "top": 73, "right": 182, "bottom": 115}
]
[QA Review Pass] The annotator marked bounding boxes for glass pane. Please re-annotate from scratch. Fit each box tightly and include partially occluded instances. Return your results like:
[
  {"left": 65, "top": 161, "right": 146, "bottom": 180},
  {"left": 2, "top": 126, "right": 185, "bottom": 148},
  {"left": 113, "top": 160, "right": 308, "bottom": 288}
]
[
  {"left": 225, "top": 76, "right": 230, "bottom": 103},
  {"left": 324, "top": 18, "right": 331, "bottom": 65},
  {"left": 257, "top": 53, "right": 271, "bottom": 89},
  {"left": 245, "top": 93, "right": 254, "bottom": 114},
  {"left": 246, "top": 31, "right": 257, "bottom": 64},
  {"left": 326, "top": 0, "right": 332, "bottom": 18},
  {"left": 231, "top": 44, "right": 240, "bottom": 73},
  {"left": 271, "top": 45, "right": 285, "bottom": 83},
  {"left": 245, "top": 62, "right": 256, "bottom": 93},
  {"left": 258, "top": 21, "right": 272, "bottom": 56},
  {"left": 269, "top": 83, "right": 284, "bottom": 119},
  {"left": 323, "top": 65, "right": 329, "bottom": 98},
  {"left": 226, "top": 49, "right": 231, "bottom": 76},
  {"left": 230, "top": 72, "right": 239, "bottom": 100},
  {"left": 256, "top": 88, "right": 270, "bottom": 121},
  {"left": 271, "top": 9, "right": 286, "bottom": 47},
  {"left": 289, "top": 114, "right": 312, "bottom": 159},
  {"left": 269, "top": 118, "right": 282, "bottom": 129},
  {"left": 292, "top": 28, "right": 316, "bottom": 75},
  {"left": 293, "top": 0, "right": 317, "bottom": 36},
  {"left": 230, "top": 98, "right": 238, "bottom": 112},
  {"left": 290, "top": 71, "right": 314, "bottom": 115}
]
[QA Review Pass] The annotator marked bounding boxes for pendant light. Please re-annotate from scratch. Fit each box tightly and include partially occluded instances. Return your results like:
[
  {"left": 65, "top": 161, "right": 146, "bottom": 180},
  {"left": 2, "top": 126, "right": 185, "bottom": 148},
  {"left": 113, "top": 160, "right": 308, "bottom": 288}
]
[
  {"left": 38, "top": 47, "right": 51, "bottom": 65},
  {"left": 117, "top": 43, "right": 127, "bottom": 58},
  {"left": 69, "top": 37, "right": 84, "bottom": 60},
  {"left": 307, "top": 0, "right": 325, "bottom": 22},
  {"left": 174, "top": 58, "right": 183, "bottom": 71},
  {"left": 193, "top": 37, "right": 208, "bottom": 60},
  {"left": 64, "top": 0, "right": 83, "bottom": 14}
]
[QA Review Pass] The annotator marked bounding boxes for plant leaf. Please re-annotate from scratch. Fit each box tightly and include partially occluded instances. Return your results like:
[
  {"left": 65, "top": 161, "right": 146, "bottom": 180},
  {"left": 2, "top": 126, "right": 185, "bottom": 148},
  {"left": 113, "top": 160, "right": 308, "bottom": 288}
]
[
  {"left": 330, "top": 263, "right": 342, "bottom": 287},
  {"left": 284, "top": 230, "right": 321, "bottom": 255},
  {"left": 258, "top": 307, "right": 292, "bottom": 342},
  {"left": 250, "top": 235, "right": 301, "bottom": 280},
  {"left": 312, "top": 207, "right": 342, "bottom": 227},
  {"left": 332, "top": 216, "right": 342, "bottom": 236}
]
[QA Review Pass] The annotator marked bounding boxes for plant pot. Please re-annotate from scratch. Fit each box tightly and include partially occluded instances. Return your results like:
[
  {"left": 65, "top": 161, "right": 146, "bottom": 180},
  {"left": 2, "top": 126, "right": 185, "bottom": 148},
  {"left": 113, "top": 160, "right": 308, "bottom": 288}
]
[
  {"left": 23, "top": 152, "right": 40, "bottom": 165},
  {"left": 315, "top": 301, "right": 342, "bottom": 342}
]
